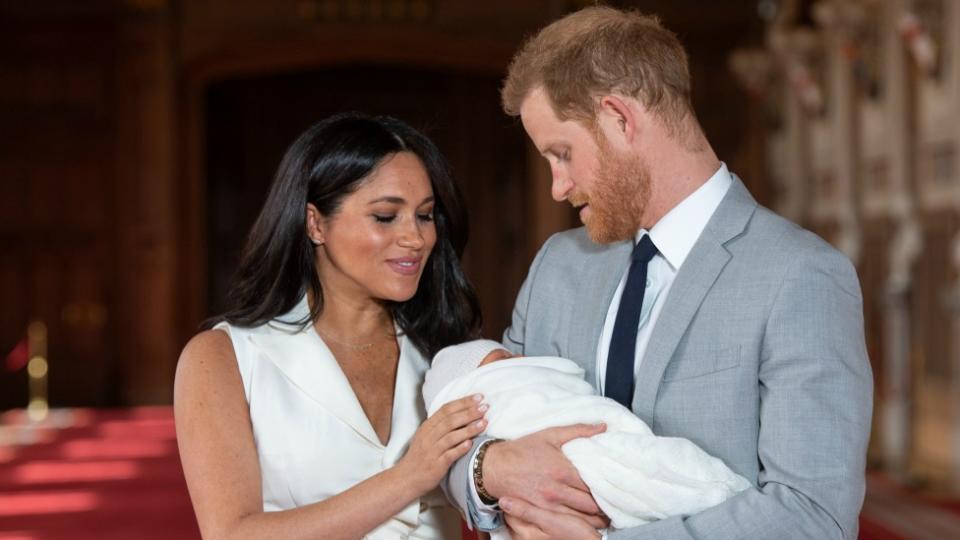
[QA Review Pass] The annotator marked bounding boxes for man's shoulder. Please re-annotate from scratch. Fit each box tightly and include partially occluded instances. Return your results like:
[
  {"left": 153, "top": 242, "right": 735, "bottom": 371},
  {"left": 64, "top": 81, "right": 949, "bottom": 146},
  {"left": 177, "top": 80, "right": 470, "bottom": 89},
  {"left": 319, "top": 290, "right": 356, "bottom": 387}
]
[
  {"left": 742, "top": 205, "right": 855, "bottom": 273},
  {"left": 540, "top": 226, "right": 624, "bottom": 259},
  {"left": 521, "top": 227, "right": 629, "bottom": 293}
]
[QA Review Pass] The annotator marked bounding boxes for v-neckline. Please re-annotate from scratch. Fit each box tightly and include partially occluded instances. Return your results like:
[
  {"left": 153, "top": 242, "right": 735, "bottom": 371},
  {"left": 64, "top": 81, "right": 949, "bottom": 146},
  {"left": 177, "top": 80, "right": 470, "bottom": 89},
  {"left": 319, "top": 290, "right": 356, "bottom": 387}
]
[{"left": 311, "top": 327, "right": 404, "bottom": 448}]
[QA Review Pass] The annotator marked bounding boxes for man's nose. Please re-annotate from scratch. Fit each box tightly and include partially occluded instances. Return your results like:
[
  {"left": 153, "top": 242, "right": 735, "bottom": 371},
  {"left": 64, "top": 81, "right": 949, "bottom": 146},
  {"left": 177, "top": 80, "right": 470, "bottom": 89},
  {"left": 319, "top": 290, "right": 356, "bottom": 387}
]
[{"left": 550, "top": 167, "right": 573, "bottom": 202}]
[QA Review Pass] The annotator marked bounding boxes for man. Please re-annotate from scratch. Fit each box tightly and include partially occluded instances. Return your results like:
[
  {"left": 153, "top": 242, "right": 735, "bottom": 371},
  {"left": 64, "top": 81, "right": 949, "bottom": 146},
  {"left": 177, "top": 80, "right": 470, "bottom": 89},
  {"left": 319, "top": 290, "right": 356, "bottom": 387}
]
[{"left": 445, "top": 6, "right": 873, "bottom": 540}]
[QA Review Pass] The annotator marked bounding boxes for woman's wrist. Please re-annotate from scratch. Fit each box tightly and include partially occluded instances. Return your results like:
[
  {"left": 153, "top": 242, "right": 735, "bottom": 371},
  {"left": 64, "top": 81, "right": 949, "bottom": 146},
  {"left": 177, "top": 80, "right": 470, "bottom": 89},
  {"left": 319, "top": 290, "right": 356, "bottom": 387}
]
[{"left": 388, "top": 458, "right": 429, "bottom": 502}]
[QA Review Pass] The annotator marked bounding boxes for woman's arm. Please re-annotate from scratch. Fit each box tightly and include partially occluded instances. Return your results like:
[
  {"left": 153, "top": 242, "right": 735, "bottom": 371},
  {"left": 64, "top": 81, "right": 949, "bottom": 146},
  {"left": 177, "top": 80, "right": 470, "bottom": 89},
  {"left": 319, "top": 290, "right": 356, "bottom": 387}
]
[{"left": 174, "top": 329, "right": 485, "bottom": 540}]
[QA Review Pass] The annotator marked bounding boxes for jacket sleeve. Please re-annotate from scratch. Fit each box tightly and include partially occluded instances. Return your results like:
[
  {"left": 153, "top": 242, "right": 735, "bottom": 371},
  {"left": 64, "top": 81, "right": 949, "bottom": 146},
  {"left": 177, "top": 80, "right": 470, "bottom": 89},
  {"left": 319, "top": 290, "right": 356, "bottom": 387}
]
[{"left": 441, "top": 235, "right": 557, "bottom": 529}]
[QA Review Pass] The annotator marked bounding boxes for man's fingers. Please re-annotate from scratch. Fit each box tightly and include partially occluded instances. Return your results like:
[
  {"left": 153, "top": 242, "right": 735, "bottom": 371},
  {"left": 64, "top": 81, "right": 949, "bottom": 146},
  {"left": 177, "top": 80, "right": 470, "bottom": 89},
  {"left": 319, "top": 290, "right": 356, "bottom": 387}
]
[
  {"left": 501, "top": 497, "right": 549, "bottom": 526},
  {"left": 555, "top": 471, "right": 591, "bottom": 497},
  {"left": 553, "top": 484, "right": 603, "bottom": 517},
  {"left": 505, "top": 515, "right": 544, "bottom": 539},
  {"left": 544, "top": 423, "right": 607, "bottom": 446},
  {"left": 548, "top": 505, "right": 607, "bottom": 530}
]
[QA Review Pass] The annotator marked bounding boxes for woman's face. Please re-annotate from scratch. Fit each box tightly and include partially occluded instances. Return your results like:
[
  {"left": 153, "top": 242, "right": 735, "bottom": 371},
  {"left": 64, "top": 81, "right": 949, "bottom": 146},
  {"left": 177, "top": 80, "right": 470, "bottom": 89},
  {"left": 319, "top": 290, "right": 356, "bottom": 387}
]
[{"left": 310, "top": 151, "right": 437, "bottom": 303}]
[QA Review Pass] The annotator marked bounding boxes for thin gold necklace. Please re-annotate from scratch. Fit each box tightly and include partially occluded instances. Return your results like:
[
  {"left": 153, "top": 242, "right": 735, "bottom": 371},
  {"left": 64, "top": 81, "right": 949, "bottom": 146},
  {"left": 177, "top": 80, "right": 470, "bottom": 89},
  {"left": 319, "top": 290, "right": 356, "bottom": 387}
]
[{"left": 315, "top": 325, "right": 395, "bottom": 352}]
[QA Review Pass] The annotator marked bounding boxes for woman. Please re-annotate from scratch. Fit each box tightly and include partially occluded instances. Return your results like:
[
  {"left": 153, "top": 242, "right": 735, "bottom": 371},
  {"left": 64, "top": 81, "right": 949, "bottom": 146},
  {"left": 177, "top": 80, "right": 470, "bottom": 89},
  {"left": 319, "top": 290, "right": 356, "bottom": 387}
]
[{"left": 174, "top": 112, "right": 487, "bottom": 539}]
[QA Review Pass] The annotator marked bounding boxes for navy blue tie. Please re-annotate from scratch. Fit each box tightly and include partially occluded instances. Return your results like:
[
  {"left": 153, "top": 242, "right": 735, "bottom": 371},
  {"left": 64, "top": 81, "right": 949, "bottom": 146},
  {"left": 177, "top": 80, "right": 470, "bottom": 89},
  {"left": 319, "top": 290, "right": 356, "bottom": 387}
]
[{"left": 605, "top": 235, "right": 658, "bottom": 408}]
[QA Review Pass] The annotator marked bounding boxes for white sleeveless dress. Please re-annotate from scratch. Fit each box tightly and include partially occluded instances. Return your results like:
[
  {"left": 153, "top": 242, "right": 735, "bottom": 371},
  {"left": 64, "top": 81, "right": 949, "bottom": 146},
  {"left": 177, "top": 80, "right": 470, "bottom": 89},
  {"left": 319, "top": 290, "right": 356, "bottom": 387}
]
[{"left": 214, "top": 297, "right": 462, "bottom": 539}]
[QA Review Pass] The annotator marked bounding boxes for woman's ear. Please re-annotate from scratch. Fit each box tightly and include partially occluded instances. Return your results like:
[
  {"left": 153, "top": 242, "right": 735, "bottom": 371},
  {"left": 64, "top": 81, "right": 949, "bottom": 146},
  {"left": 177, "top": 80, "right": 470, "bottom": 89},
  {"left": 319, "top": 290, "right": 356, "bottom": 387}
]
[{"left": 305, "top": 203, "right": 324, "bottom": 246}]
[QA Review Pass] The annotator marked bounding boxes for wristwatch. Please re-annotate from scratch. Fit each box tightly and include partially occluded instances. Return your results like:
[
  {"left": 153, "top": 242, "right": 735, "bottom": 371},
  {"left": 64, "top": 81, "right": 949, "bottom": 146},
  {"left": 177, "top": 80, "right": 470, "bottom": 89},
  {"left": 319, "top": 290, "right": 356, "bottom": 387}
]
[{"left": 472, "top": 438, "right": 503, "bottom": 506}]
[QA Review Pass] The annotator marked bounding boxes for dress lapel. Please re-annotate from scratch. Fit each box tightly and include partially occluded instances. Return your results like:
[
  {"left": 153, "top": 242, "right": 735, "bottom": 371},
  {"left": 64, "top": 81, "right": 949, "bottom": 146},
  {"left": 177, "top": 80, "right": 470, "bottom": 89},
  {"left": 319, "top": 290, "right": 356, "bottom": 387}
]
[
  {"left": 383, "top": 334, "right": 426, "bottom": 465},
  {"left": 631, "top": 177, "right": 757, "bottom": 423},
  {"left": 248, "top": 298, "right": 384, "bottom": 447},
  {"left": 569, "top": 239, "right": 633, "bottom": 390}
]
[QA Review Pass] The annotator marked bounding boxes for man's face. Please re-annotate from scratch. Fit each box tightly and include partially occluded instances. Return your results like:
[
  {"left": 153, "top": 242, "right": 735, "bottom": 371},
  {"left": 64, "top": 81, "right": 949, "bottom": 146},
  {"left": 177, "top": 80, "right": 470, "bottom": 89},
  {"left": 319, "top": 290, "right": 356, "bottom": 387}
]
[{"left": 519, "top": 87, "right": 649, "bottom": 244}]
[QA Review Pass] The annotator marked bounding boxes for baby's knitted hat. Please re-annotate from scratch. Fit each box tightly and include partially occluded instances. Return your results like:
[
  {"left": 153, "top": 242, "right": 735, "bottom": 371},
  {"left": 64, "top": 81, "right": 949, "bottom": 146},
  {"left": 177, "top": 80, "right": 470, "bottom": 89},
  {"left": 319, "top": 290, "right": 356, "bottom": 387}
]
[{"left": 422, "top": 339, "right": 506, "bottom": 413}]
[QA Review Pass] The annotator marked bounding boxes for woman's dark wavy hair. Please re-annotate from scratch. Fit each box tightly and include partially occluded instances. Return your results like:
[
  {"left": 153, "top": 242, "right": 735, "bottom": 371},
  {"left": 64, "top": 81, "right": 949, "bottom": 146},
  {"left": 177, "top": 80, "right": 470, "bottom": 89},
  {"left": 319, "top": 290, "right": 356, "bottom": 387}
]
[{"left": 209, "top": 112, "right": 482, "bottom": 358}]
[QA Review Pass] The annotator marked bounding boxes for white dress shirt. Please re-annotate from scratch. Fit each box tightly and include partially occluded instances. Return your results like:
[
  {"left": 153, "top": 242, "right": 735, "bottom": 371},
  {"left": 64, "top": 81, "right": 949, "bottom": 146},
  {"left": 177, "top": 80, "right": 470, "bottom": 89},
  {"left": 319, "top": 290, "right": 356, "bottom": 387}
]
[
  {"left": 469, "top": 163, "right": 734, "bottom": 532},
  {"left": 595, "top": 163, "right": 733, "bottom": 392}
]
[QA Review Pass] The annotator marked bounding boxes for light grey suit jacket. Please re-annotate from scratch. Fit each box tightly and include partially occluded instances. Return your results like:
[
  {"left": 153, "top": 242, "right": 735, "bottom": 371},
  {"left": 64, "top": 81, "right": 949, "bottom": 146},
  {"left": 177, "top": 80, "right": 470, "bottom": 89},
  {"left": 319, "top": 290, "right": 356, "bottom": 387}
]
[{"left": 447, "top": 177, "right": 873, "bottom": 539}]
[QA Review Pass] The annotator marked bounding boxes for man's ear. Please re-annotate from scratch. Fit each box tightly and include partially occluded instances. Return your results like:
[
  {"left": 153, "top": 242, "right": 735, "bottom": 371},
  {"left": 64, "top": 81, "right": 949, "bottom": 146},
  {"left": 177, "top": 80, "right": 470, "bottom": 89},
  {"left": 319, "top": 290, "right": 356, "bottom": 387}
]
[
  {"left": 597, "top": 94, "right": 639, "bottom": 148},
  {"left": 305, "top": 203, "right": 325, "bottom": 246}
]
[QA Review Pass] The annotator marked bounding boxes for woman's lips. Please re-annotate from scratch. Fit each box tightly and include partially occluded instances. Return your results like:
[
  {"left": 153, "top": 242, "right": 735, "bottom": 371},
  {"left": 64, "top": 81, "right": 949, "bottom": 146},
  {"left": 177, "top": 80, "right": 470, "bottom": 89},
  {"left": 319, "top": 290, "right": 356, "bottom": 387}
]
[{"left": 387, "top": 257, "right": 422, "bottom": 276}]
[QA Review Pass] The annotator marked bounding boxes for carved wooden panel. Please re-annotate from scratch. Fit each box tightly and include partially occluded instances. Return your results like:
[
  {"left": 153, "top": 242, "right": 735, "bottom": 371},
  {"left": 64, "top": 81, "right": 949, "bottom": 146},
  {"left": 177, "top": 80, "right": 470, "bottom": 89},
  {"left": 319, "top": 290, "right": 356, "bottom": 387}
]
[
  {"left": 0, "top": 14, "right": 117, "bottom": 408},
  {"left": 0, "top": 251, "right": 29, "bottom": 408}
]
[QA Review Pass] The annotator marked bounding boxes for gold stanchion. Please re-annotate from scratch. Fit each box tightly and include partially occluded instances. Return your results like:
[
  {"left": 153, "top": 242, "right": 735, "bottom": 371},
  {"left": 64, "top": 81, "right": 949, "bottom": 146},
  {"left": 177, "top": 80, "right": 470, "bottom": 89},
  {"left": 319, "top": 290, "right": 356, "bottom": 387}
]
[{"left": 26, "top": 321, "right": 49, "bottom": 422}]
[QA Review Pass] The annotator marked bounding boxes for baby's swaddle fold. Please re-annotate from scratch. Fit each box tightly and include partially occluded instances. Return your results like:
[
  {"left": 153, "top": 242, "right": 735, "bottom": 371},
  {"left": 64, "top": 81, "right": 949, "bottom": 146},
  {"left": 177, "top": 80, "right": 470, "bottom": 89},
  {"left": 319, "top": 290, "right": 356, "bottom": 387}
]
[{"left": 427, "top": 356, "right": 752, "bottom": 529}]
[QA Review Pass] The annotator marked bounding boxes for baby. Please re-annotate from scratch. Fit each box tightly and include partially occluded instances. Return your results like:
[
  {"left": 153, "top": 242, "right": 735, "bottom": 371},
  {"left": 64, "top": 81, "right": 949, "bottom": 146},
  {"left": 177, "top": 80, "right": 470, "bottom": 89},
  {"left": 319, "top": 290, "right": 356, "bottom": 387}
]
[{"left": 423, "top": 339, "right": 751, "bottom": 536}]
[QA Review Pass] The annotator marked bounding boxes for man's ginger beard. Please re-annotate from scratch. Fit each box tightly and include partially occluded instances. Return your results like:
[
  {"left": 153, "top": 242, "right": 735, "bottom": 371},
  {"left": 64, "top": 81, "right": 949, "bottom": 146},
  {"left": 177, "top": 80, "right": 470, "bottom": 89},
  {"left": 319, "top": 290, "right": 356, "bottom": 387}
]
[{"left": 577, "top": 133, "right": 651, "bottom": 244}]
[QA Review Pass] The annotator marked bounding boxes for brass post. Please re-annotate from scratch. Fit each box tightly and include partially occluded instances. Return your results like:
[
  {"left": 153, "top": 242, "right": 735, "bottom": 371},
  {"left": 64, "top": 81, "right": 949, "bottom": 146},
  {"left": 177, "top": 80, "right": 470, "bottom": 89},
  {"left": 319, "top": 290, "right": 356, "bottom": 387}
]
[{"left": 26, "top": 321, "right": 48, "bottom": 422}]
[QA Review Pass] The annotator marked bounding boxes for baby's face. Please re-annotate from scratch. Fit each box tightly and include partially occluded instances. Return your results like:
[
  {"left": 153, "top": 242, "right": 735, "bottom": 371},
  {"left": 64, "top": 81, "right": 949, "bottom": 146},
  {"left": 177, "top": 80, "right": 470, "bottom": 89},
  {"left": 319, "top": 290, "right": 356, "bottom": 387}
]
[{"left": 479, "top": 348, "right": 516, "bottom": 366}]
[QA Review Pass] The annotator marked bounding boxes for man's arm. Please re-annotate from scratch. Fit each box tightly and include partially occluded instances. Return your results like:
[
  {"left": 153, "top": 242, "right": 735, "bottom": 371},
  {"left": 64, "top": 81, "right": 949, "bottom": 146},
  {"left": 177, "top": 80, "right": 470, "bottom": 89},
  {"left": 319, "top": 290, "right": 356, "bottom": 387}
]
[
  {"left": 506, "top": 246, "right": 873, "bottom": 540},
  {"left": 443, "top": 234, "right": 550, "bottom": 530},
  {"left": 443, "top": 234, "right": 606, "bottom": 531}
]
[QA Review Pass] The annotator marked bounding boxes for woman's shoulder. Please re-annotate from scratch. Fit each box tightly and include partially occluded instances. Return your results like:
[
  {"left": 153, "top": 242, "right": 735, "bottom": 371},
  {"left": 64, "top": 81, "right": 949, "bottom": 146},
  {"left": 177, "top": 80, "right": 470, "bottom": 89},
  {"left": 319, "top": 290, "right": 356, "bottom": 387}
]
[
  {"left": 175, "top": 329, "right": 241, "bottom": 398},
  {"left": 181, "top": 328, "right": 235, "bottom": 362}
]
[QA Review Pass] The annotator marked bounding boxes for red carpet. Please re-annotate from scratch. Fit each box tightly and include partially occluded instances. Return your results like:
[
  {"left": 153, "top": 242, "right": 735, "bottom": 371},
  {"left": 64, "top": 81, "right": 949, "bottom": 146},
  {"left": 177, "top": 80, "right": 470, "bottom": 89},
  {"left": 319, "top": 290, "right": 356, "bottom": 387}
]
[
  {"left": 0, "top": 407, "right": 955, "bottom": 539},
  {"left": 0, "top": 408, "right": 198, "bottom": 540}
]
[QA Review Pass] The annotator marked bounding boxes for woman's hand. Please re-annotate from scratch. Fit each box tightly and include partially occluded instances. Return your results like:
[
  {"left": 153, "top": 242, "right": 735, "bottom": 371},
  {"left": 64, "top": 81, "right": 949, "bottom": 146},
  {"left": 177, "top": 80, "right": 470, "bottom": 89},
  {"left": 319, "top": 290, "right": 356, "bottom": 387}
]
[{"left": 398, "top": 394, "right": 488, "bottom": 495}]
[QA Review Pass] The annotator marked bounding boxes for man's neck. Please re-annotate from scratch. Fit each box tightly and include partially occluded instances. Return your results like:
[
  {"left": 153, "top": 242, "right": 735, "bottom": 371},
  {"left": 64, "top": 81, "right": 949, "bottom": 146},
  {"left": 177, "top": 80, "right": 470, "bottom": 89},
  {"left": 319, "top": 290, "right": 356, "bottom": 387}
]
[{"left": 641, "top": 139, "right": 721, "bottom": 230}]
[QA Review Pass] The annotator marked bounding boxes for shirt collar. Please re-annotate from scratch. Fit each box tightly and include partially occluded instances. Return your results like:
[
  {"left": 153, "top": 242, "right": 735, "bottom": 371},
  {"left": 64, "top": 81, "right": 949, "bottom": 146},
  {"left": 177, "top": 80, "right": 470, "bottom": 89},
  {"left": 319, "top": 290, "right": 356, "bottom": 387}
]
[{"left": 636, "top": 162, "right": 733, "bottom": 271}]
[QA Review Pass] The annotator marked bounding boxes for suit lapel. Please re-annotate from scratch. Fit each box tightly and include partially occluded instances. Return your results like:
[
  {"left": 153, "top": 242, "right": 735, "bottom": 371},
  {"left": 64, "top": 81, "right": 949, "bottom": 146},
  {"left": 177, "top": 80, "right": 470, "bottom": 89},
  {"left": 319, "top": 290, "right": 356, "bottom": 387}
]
[
  {"left": 249, "top": 299, "right": 384, "bottom": 447},
  {"left": 569, "top": 239, "right": 633, "bottom": 390},
  {"left": 631, "top": 177, "right": 757, "bottom": 423}
]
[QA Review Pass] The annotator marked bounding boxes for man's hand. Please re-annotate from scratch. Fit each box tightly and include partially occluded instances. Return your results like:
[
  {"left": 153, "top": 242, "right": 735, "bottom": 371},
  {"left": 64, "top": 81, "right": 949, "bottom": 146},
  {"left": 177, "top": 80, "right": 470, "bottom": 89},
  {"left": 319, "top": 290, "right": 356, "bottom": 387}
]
[
  {"left": 483, "top": 423, "right": 608, "bottom": 527},
  {"left": 501, "top": 497, "right": 602, "bottom": 539}
]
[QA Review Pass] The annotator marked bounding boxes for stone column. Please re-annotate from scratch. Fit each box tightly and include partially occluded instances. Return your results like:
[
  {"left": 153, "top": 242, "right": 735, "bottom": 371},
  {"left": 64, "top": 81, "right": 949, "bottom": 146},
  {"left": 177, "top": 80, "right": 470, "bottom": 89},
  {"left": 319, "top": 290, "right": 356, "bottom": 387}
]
[
  {"left": 942, "top": 0, "right": 960, "bottom": 493},
  {"left": 950, "top": 231, "right": 960, "bottom": 491},
  {"left": 769, "top": 27, "right": 821, "bottom": 224},
  {"left": 880, "top": 0, "right": 923, "bottom": 478},
  {"left": 814, "top": 0, "right": 865, "bottom": 264},
  {"left": 882, "top": 198, "right": 922, "bottom": 478},
  {"left": 728, "top": 48, "right": 776, "bottom": 206}
]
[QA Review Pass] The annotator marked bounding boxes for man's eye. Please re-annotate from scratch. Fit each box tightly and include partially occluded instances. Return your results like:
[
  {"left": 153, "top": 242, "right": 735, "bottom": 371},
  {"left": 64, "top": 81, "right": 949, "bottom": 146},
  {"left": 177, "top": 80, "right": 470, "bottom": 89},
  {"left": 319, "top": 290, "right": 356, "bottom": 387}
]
[{"left": 373, "top": 215, "right": 396, "bottom": 223}]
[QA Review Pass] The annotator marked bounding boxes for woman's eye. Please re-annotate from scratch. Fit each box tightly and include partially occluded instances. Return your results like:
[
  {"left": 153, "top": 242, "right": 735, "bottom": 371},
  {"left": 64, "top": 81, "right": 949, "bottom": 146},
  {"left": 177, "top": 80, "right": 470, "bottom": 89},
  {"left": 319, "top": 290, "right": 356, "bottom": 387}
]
[
  {"left": 373, "top": 215, "right": 396, "bottom": 223},
  {"left": 417, "top": 213, "right": 434, "bottom": 222}
]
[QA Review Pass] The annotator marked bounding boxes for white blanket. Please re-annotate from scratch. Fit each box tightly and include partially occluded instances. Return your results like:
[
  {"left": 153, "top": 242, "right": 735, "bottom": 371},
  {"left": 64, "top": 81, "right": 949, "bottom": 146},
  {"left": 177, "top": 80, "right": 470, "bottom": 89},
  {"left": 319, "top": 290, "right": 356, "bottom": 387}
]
[{"left": 426, "top": 356, "right": 752, "bottom": 534}]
